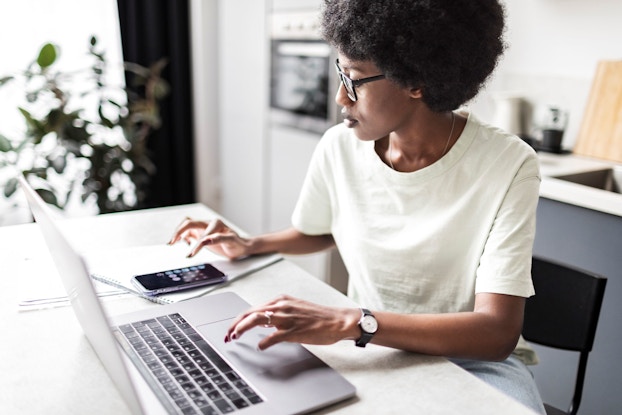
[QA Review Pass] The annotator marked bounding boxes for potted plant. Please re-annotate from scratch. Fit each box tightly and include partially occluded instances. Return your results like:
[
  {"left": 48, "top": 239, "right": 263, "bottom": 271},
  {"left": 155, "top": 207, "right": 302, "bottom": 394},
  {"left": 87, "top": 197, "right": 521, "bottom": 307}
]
[{"left": 0, "top": 36, "right": 168, "bottom": 223}]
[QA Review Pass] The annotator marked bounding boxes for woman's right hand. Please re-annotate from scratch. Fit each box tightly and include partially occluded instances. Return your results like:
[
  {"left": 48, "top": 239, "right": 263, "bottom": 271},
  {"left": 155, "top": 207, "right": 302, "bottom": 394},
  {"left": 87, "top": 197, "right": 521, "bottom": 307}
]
[{"left": 167, "top": 217, "right": 252, "bottom": 259}]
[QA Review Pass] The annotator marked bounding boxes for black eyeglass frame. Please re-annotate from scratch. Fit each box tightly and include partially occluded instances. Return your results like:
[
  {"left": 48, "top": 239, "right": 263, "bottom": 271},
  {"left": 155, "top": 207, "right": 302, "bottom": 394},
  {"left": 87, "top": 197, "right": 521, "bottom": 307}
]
[{"left": 335, "top": 59, "right": 385, "bottom": 102}]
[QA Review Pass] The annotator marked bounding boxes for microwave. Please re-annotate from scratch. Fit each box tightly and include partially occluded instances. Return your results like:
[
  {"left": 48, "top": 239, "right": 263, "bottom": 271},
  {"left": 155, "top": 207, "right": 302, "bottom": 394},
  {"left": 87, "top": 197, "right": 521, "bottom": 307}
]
[{"left": 269, "top": 11, "right": 339, "bottom": 134}]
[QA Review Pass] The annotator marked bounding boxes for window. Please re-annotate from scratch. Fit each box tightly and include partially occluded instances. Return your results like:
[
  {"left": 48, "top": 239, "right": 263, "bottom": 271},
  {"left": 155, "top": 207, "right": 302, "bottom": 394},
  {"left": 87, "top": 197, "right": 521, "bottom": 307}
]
[
  {"left": 0, "top": 0, "right": 124, "bottom": 224},
  {"left": 0, "top": 0, "right": 123, "bottom": 140}
]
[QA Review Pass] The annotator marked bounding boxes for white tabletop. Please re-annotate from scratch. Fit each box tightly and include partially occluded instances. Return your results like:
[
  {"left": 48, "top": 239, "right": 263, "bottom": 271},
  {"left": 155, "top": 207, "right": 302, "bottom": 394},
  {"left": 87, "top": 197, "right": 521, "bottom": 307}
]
[{"left": 0, "top": 203, "right": 536, "bottom": 414}]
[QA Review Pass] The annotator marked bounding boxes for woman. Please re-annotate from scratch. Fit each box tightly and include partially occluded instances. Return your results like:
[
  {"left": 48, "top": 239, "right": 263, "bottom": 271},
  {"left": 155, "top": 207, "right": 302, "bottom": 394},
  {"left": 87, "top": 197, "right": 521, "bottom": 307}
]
[{"left": 169, "top": 1, "right": 545, "bottom": 412}]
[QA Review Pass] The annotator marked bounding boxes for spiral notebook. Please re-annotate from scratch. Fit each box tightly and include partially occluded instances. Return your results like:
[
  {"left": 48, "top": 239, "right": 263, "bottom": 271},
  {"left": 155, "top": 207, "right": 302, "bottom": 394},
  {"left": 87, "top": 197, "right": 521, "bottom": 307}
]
[{"left": 84, "top": 244, "right": 282, "bottom": 304}]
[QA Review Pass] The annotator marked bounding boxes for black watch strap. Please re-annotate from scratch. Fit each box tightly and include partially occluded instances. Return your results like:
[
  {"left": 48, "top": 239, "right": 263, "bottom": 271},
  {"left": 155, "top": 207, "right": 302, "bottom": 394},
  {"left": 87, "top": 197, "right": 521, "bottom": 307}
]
[{"left": 355, "top": 308, "right": 377, "bottom": 348}]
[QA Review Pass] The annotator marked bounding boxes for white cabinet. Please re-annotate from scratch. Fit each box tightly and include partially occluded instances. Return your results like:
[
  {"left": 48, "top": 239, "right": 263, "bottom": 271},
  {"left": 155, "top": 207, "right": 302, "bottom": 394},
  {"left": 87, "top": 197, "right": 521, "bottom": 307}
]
[
  {"left": 266, "top": 125, "right": 348, "bottom": 293},
  {"left": 266, "top": 126, "right": 318, "bottom": 231},
  {"left": 217, "top": 0, "right": 270, "bottom": 235}
]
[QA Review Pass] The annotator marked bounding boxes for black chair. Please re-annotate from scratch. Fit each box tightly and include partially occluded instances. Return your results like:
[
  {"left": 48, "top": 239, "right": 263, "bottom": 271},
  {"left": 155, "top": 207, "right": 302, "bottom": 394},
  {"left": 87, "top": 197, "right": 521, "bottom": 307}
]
[{"left": 522, "top": 257, "right": 607, "bottom": 415}]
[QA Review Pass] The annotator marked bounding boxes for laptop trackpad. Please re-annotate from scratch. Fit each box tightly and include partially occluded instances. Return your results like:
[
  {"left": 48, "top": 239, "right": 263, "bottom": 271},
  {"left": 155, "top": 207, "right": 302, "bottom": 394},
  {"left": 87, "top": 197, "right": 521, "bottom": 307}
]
[{"left": 196, "top": 318, "right": 323, "bottom": 379}]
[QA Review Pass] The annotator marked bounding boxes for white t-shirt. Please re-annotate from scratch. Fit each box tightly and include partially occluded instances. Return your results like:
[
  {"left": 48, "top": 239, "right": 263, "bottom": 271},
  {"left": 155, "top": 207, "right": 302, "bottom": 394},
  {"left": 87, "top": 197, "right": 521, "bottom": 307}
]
[{"left": 291, "top": 111, "right": 541, "bottom": 363}]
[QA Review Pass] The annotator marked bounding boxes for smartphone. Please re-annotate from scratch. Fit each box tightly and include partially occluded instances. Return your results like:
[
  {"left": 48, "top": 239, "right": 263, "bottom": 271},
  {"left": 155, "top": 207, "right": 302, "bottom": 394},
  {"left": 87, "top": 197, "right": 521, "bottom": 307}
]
[{"left": 131, "top": 263, "right": 227, "bottom": 296}]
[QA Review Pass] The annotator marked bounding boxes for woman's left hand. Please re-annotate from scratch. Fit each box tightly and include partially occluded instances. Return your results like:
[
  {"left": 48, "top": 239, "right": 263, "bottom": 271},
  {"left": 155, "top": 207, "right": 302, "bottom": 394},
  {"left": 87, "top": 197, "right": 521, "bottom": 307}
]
[{"left": 224, "top": 295, "right": 360, "bottom": 350}]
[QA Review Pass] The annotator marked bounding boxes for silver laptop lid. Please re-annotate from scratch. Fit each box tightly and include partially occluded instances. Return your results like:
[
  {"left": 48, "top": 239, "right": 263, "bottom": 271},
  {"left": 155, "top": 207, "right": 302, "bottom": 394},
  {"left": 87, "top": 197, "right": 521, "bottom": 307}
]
[{"left": 18, "top": 175, "right": 145, "bottom": 415}]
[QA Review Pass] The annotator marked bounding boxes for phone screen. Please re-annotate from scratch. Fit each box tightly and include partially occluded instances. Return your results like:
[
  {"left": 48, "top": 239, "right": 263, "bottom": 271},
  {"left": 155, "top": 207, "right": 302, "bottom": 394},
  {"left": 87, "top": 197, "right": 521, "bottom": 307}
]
[{"left": 131, "top": 263, "right": 227, "bottom": 295}]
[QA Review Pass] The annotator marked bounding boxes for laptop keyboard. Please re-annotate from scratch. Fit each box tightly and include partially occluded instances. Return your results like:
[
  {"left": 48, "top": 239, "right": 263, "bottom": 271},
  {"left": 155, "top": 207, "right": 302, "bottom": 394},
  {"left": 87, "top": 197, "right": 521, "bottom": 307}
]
[{"left": 117, "top": 313, "right": 263, "bottom": 414}]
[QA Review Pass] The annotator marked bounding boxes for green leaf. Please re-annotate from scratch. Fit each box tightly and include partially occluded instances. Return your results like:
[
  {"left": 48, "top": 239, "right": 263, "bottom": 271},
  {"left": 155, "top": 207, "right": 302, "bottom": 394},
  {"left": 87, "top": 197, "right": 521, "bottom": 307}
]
[
  {"left": 37, "top": 43, "right": 58, "bottom": 68},
  {"left": 18, "top": 107, "right": 46, "bottom": 144},
  {"left": 0, "top": 134, "right": 12, "bottom": 152},
  {"left": 26, "top": 91, "right": 39, "bottom": 103},
  {"left": 48, "top": 154, "right": 67, "bottom": 174},
  {"left": 106, "top": 99, "right": 123, "bottom": 109},
  {"left": 46, "top": 108, "right": 65, "bottom": 131},
  {"left": 0, "top": 75, "right": 14, "bottom": 86},
  {"left": 153, "top": 79, "right": 170, "bottom": 99},
  {"left": 61, "top": 123, "right": 90, "bottom": 143},
  {"left": 24, "top": 168, "right": 48, "bottom": 179},
  {"left": 123, "top": 62, "right": 151, "bottom": 79},
  {"left": 150, "top": 58, "right": 169, "bottom": 74},
  {"left": 3, "top": 177, "right": 18, "bottom": 197},
  {"left": 98, "top": 105, "right": 115, "bottom": 128},
  {"left": 18, "top": 107, "right": 37, "bottom": 125},
  {"left": 35, "top": 188, "right": 58, "bottom": 207}
]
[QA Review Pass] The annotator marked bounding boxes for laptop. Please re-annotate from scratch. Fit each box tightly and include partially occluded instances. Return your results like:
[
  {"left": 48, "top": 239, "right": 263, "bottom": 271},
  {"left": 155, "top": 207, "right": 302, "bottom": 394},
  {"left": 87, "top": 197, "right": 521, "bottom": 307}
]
[{"left": 19, "top": 175, "right": 356, "bottom": 415}]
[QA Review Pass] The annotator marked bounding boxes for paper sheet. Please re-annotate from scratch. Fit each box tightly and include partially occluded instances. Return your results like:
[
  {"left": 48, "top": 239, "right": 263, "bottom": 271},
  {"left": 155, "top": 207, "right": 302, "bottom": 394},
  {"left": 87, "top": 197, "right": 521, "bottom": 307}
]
[
  {"left": 17, "top": 256, "right": 128, "bottom": 311},
  {"left": 17, "top": 243, "right": 281, "bottom": 310}
]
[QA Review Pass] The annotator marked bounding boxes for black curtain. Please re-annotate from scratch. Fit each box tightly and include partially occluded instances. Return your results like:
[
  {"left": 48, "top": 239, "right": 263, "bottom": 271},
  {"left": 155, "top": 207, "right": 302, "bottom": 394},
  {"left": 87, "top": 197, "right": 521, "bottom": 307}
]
[{"left": 117, "top": 0, "right": 195, "bottom": 209}]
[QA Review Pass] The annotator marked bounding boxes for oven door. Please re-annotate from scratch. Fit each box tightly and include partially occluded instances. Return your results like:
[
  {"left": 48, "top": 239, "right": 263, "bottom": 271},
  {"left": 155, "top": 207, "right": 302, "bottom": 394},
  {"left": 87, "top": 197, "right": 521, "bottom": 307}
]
[{"left": 269, "top": 39, "right": 338, "bottom": 134}]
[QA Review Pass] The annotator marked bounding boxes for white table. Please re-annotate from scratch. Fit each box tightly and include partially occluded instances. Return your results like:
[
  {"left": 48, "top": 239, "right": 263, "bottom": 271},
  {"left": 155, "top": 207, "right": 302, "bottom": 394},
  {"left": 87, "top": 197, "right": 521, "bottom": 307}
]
[{"left": 0, "top": 203, "right": 536, "bottom": 414}]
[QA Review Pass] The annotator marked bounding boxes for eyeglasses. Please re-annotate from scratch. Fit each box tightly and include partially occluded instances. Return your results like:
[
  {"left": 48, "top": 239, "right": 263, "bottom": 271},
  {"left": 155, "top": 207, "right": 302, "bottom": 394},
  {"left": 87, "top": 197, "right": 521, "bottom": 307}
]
[{"left": 335, "top": 59, "right": 385, "bottom": 102}]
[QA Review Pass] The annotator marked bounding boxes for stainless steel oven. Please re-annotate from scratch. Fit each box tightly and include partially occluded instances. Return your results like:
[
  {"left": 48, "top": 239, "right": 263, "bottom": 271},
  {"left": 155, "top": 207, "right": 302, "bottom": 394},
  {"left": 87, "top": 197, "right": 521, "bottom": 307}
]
[{"left": 269, "top": 11, "right": 339, "bottom": 134}]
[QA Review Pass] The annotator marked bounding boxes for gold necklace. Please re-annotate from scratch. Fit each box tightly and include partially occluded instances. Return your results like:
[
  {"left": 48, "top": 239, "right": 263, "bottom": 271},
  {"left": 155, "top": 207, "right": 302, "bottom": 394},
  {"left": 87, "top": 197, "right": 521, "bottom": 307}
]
[{"left": 388, "top": 112, "right": 456, "bottom": 171}]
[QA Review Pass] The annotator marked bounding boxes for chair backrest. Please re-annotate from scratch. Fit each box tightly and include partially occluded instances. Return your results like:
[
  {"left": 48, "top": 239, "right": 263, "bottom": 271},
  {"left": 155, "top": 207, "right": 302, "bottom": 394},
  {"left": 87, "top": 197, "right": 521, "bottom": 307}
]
[
  {"left": 523, "top": 257, "right": 607, "bottom": 352},
  {"left": 523, "top": 256, "right": 607, "bottom": 415}
]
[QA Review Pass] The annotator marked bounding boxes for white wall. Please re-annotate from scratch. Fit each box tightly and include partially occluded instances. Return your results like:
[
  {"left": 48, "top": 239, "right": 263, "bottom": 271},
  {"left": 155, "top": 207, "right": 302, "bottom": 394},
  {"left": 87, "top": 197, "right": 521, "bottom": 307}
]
[
  {"left": 472, "top": 0, "right": 622, "bottom": 150},
  {"left": 502, "top": 0, "right": 622, "bottom": 78}
]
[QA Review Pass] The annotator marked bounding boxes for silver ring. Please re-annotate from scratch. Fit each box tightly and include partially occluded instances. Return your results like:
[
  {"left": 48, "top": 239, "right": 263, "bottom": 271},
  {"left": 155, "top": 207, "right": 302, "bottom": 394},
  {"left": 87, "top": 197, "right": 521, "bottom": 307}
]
[{"left": 263, "top": 310, "right": 274, "bottom": 327}]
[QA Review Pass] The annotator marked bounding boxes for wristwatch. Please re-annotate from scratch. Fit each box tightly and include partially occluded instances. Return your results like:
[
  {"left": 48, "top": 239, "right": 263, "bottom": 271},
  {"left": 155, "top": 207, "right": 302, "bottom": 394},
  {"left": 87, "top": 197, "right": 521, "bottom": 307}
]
[{"left": 355, "top": 308, "right": 378, "bottom": 347}]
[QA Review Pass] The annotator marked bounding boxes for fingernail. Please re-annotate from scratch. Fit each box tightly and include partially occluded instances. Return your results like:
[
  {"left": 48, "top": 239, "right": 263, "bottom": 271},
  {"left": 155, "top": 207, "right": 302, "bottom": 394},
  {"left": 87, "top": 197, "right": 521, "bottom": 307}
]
[
  {"left": 231, "top": 332, "right": 238, "bottom": 340},
  {"left": 224, "top": 335, "right": 229, "bottom": 343}
]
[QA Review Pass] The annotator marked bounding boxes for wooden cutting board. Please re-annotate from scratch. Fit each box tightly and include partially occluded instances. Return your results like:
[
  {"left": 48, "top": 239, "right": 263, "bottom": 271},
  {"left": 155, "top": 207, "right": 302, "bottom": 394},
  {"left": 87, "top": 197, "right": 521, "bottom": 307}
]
[{"left": 574, "top": 60, "right": 622, "bottom": 163}]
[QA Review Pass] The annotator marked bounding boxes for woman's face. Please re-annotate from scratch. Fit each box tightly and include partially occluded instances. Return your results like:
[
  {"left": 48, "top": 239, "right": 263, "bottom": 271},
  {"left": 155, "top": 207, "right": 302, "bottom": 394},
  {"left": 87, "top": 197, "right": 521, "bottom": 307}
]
[{"left": 335, "top": 56, "right": 417, "bottom": 142}]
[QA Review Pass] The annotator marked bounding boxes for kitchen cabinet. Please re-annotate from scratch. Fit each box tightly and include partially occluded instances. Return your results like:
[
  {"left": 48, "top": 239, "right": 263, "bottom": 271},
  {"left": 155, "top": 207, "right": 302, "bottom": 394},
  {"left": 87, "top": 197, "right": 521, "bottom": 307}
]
[
  {"left": 218, "top": 0, "right": 269, "bottom": 236},
  {"left": 533, "top": 198, "right": 622, "bottom": 415},
  {"left": 266, "top": 127, "right": 317, "bottom": 232},
  {"left": 532, "top": 153, "right": 622, "bottom": 414},
  {"left": 267, "top": 123, "right": 348, "bottom": 293}
]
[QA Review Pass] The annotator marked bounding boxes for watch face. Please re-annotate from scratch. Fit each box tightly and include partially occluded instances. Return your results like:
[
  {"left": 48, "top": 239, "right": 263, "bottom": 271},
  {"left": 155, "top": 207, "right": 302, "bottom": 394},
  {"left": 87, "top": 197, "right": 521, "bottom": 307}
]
[{"left": 361, "top": 315, "right": 378, "bottom": 334}]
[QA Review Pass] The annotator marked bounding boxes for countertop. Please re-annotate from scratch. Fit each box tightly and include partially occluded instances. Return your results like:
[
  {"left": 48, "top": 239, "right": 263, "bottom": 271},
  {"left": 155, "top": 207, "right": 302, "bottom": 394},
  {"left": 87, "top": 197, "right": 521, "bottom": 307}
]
[{"left": 538, "top": 151, "right": 622, "bottom": 217}]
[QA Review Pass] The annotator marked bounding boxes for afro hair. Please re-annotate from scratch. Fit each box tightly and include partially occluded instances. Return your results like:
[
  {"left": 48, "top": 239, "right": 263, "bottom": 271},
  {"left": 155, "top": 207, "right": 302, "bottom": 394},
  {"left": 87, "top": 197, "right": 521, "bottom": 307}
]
[{"left": 320, "top": 0, "right": 506, "bottom": 112}]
